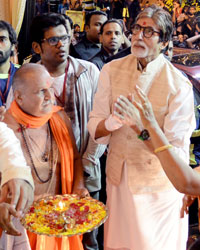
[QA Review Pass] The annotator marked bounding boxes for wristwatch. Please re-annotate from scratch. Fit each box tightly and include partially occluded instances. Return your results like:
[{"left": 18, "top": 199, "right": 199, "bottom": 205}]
[{"left": 137, "top": 129, "right": 150, "bottom": 141}]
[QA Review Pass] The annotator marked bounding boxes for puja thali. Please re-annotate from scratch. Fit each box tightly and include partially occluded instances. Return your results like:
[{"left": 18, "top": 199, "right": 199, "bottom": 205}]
[{"left": 21, "top": 194, "right": 108, "bottom": 237}]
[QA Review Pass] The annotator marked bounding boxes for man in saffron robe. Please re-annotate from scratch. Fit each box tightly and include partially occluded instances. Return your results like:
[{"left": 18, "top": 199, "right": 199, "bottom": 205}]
[{"left": 1, "top": 63, "right": 88, "bottom": 250}]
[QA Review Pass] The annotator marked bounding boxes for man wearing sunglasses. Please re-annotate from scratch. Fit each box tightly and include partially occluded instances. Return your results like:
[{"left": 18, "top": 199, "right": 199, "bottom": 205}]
[
  {"left": 88, "top": 5, "right": 195, "bottom": 250},
  {"left": 30, "top": 13, "right": 106, "bottom": 250}
]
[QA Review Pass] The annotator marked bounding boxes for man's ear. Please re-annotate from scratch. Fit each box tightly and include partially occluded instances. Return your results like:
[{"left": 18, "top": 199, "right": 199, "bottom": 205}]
[
  {"left": 160, "top": 41, "right": 169, "bottom": 51},
  {"left": 32, "top": 42, "right": 42, "bottom": 54},
  {"left": 14, "top": 90, "right": 23, "bottom": 106},
  {"left": 10, "top": 44, "right": 15, "bottom": 56},
  {"left": 85, "top": 24, "right": 90, "bottom": 33}
]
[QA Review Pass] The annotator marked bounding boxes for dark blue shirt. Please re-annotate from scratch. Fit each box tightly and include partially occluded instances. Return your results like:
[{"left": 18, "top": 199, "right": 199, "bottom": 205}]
[{"left": 0, "top": 62, "right": 19, "bottom": 106}]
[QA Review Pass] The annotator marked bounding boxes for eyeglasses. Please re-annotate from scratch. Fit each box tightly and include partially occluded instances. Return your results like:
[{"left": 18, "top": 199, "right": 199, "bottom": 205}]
[
  {"left": 131, "top": 24, "right": 160, "bottom": 38},
  {"left": 41, "top": 35, "right": 71, "bottom": 46}
]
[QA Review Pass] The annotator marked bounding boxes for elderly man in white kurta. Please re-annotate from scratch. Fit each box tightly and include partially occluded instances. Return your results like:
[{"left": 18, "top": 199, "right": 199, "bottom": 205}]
[{"left": 88, "top": 5, "right": 195, "bottom": 250}]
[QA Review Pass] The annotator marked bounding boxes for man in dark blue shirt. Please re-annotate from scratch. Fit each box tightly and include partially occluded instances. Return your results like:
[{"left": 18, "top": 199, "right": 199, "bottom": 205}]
[{"left": 0, "top": 20, "right": 19, "bottom": 107}]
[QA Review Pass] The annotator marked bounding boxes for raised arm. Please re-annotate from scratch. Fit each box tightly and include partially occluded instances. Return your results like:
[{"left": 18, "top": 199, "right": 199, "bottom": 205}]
[
  {"left": 186, "top": 34, "right": 200, "bottom": 48},
  {"left": 129, "top": 86, "right": 200, "bottom": 196}
]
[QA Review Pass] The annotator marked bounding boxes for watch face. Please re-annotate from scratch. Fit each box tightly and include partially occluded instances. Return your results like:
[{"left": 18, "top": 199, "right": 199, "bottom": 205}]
[{"left": 141, "top": 129, "right": 150, "bottom": 140}]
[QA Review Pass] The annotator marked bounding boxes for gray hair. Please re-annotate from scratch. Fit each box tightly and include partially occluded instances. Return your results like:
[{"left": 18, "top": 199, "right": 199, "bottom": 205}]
[
  {"left": 13, "top": 63, "right": 49, "bottom": 92},
  {"left": 136, "top": 4, "right": 173, "bottom": 42}
]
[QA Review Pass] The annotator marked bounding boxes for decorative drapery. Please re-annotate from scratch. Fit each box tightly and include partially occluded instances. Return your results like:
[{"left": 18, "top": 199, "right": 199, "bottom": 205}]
[{"left": 0, "top": 0, "right": 26, "bottom": 36}]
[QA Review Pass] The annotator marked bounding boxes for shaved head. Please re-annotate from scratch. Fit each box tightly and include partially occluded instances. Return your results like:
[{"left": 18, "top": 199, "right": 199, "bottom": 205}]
[{"left": 13, "top": 63, "right": 51, "bottom": 92}]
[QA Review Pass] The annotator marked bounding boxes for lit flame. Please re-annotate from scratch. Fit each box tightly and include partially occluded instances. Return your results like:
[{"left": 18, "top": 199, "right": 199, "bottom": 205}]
[{"left": 58, "top": 201, "right": 64, "bottom": 210}]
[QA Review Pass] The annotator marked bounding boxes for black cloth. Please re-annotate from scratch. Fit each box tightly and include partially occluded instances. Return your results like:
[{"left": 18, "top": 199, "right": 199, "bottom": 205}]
[
  {"left": 29, "top": 53, "right": 41, "bottom": 63},
  {"left": 35, "top": 0, "right": 48, "bottom": 15},
  {"left": 111, "top": 0, "right": 123, "bottom": 19},
  {"left": 89, "top": 47, "right": 110, "bottom": 70},
  {"left": 98, "top": 0, "right": 111, "bottom": 18},
  {"left": 105, "top": 46, "right": 131, "bottom": 63},
  {"left": 18, "top": 0, "right": 36, "bottom": 64},
  {"left": 128, "top": 0, "right": 141, "bottom": 25},
  {"left": 70, "top": 35, "right": 101, "bottom": 60},
  {"left": 185, "top": 15, "right": 196, "bottom": 37}
]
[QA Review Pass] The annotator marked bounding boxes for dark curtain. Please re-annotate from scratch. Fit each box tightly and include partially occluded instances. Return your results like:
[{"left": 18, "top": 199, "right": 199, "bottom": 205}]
[{"left": 17, "top": 0, "right": 36, "bottom": 64}]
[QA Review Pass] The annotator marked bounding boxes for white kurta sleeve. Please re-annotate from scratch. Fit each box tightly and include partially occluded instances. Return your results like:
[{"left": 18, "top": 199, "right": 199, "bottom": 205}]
[
  {"left": 0, "top": 122, "right": 34, "bottom": 189},
  {"left": 88, "top": 64, "right": 112, "bottom": 145},
  {"left": 164, "top": 81, "right": 196, "bottom": 163}
]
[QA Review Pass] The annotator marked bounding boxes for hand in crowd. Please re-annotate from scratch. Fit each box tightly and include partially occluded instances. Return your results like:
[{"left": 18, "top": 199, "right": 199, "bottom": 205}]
[
  {"left": 0, "top": 203, "right": 22, "bottom": 236},
  {"left": 173, "top": 3, "right": 179, "bottom": 12},
  {"left": 72, "top": 182, "right": 90, "bottom": 198},
  {"left": 0, "top": 178, "right": 34, "bottom": 215},
  {"left": 0, "top": 179, "right": 34, "bottom": 235},
  {"left": 180, "top": 195, "right": 197, "bottom": 218}
]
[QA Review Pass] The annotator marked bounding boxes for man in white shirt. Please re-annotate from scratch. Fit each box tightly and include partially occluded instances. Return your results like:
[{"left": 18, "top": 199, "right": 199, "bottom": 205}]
[{"left": 88, "top": 5, "right": 195, "bottom": 250}]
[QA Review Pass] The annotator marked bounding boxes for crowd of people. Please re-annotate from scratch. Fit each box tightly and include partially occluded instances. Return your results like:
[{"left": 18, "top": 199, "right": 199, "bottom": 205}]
[
  {"left": 36, "top": 0, "right": 200, "bottom": 49},
  {"left": 171, "top": 2, "right": 200, "bottom": 49},
  {"left": 0, "top": 1, "right": 200, "bottom": 250}
]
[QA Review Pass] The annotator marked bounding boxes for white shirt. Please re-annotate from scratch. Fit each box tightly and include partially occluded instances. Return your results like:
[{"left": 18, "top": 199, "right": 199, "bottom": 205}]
[
  {"left": 88, "top": 54, "right": 196, "bottom": 162},
  {"left": 0, "top": 122, "right": 34, "bottom": 189}
]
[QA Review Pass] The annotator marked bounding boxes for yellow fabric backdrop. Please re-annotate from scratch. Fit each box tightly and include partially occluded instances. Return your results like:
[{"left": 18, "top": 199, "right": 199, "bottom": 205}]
[
  {"left": 66, "top": 10, "right": 85, "bottom": 31},
  {"left": 0, "top": 0, "right": 26, "bottom": 36}
]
